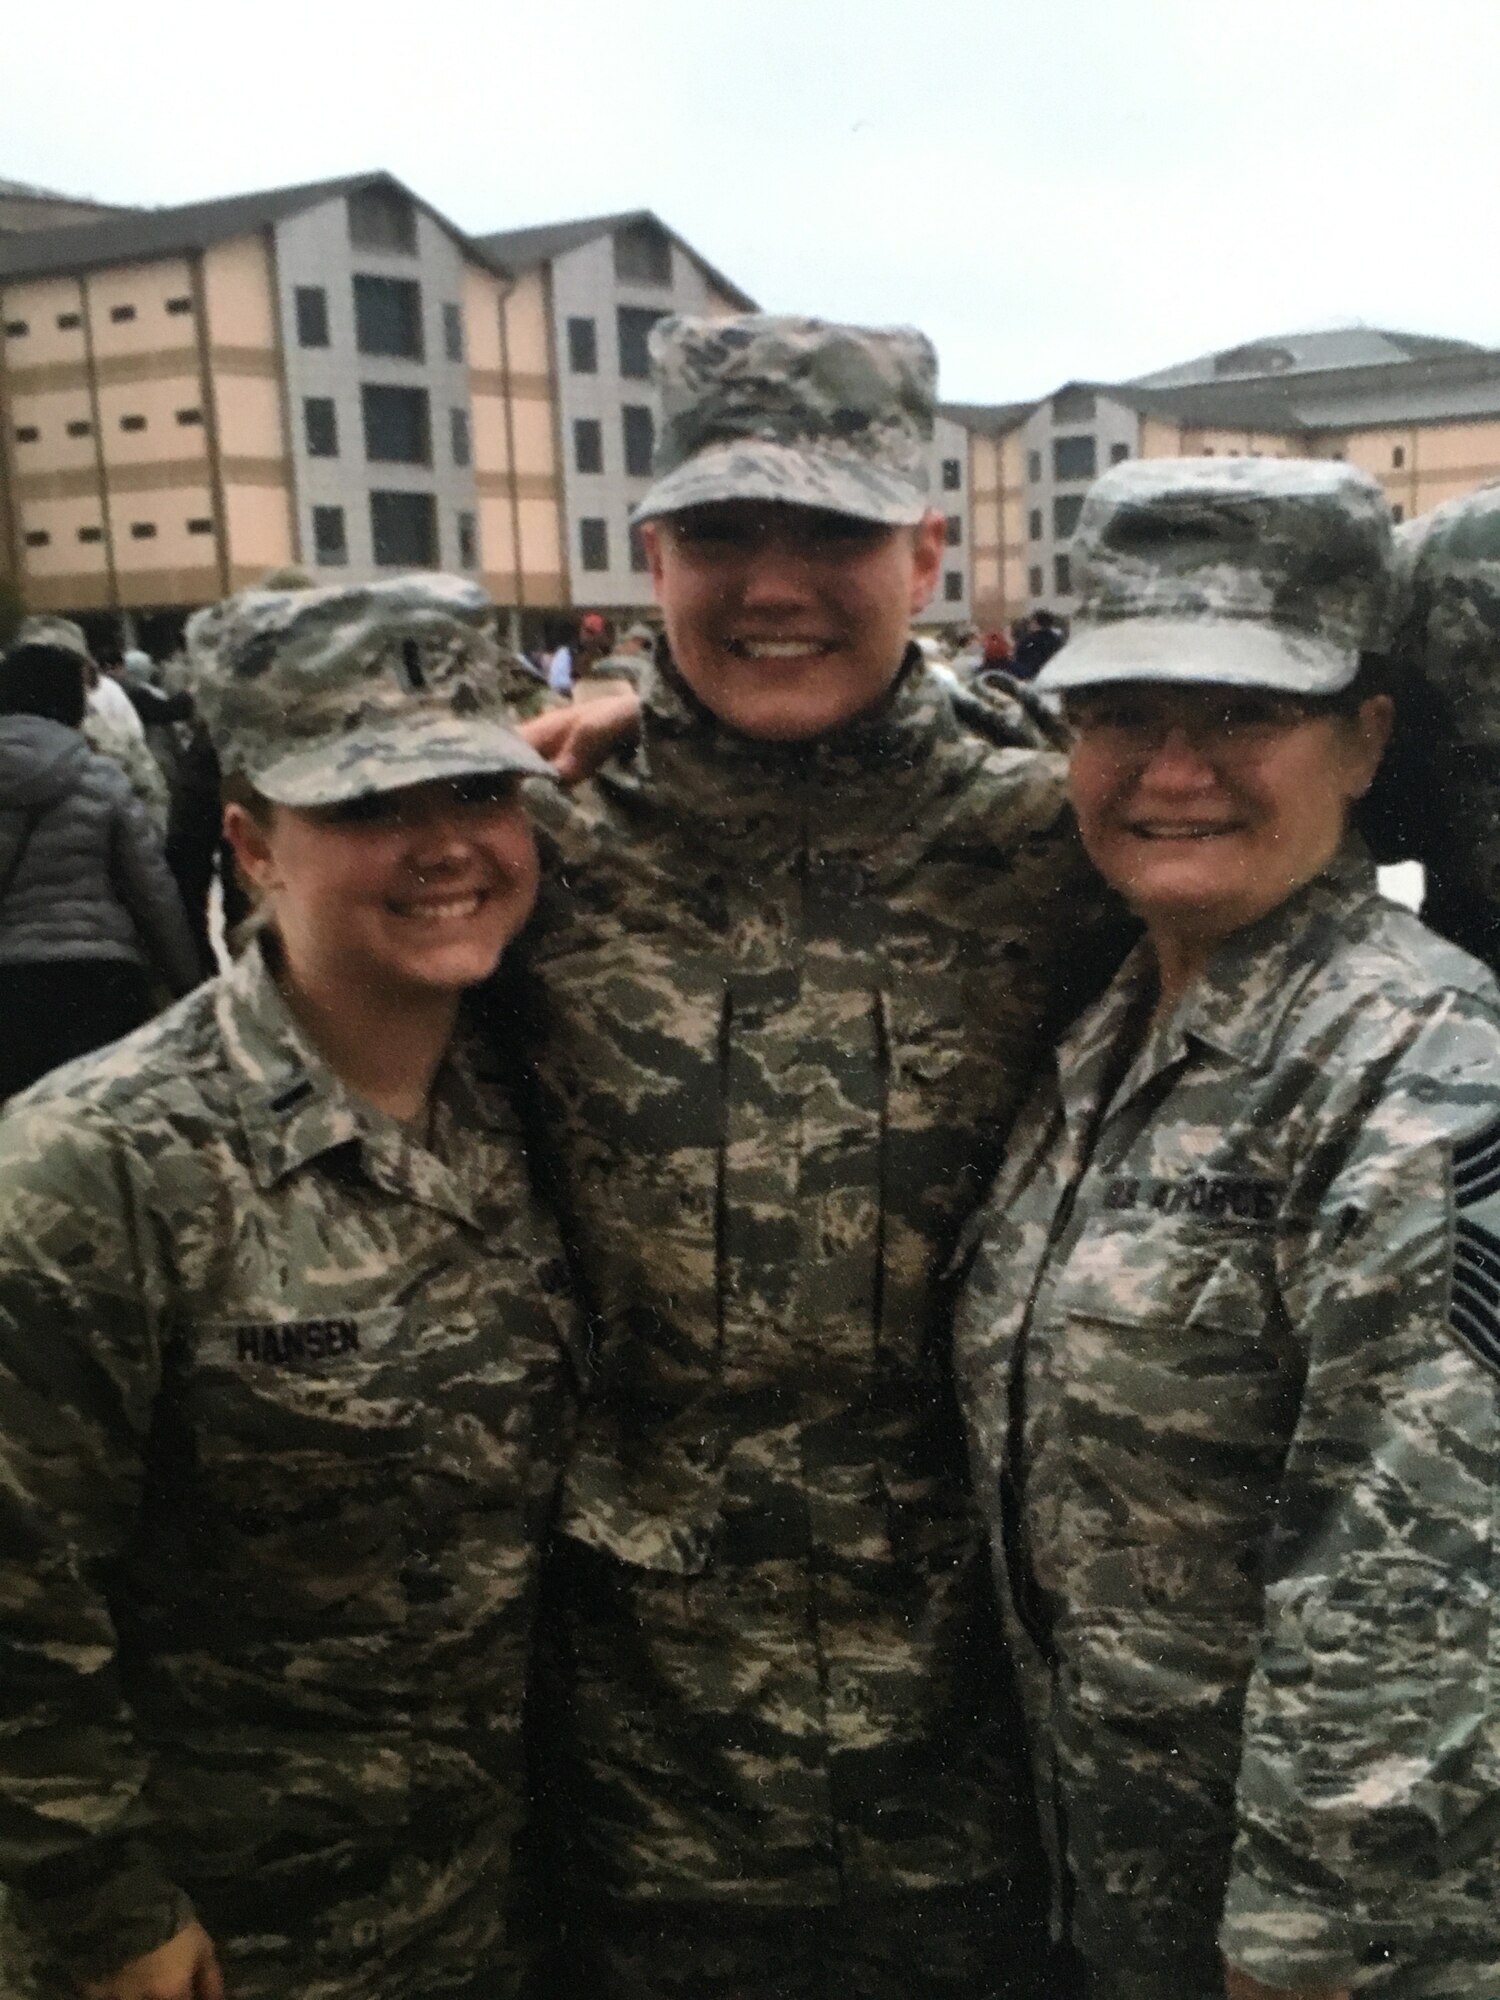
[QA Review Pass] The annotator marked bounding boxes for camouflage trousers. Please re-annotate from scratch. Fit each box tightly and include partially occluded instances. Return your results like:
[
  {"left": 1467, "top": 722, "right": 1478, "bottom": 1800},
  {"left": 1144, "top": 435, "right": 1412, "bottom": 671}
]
[{"left": 525, "top": 1535, "right": 1066, "bottom": 1998}]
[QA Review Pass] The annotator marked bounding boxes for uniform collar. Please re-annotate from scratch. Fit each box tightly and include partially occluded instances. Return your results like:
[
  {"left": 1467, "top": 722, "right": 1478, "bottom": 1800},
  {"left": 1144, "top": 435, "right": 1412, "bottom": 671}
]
[
  {"left": 1054, "top": 839, "right": 1383, "bottom": 1128},
  {"left": 216, "top": 939, "right": 508, "bottom": 1217},
  {"left": 629, "top": 642, "right": 972, "bottom": 843}
]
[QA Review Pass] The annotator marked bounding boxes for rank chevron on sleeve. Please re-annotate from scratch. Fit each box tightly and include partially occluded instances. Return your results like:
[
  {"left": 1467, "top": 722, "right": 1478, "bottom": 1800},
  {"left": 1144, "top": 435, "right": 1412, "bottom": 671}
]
[{"left": 1449, "top": 1114, "right": 1500, "bottom": 1378}]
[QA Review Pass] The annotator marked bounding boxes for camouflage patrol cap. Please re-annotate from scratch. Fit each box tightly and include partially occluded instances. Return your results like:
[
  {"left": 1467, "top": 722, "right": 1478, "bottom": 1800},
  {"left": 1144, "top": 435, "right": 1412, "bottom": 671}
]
[
  {"left": 1392, "top": 481, "right": 1500, "bottom": 712},
  {"left": 1037, "top": 457, "right": 1394, "bottom": 695},
  {"left": 9, "top": 614, "right": 92, "bottom": 663},
  {"left": 632, "top": 314, "right": 936, "bottom": 526},
  {"left": 185, "top": 574, "right": 554, "bottom": 807}
]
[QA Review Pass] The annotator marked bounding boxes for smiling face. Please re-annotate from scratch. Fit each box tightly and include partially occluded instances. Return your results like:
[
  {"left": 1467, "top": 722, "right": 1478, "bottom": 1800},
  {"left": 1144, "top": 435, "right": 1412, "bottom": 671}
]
[
  {"left": 224, "top": 774, "right": 539, "bottom": 1010},
  {"left": 641, "top": 500, "right": 947, "bottom": 740},
  {"left": 1065, "top": 683, "right": 1393, "bottom": 953}
]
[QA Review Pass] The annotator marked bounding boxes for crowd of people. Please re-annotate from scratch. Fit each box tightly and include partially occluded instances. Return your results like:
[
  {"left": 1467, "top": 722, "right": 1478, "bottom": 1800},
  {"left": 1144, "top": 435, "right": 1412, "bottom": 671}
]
[{"left": 0, "top": 308, "right": 1497, "bottom": 2000}]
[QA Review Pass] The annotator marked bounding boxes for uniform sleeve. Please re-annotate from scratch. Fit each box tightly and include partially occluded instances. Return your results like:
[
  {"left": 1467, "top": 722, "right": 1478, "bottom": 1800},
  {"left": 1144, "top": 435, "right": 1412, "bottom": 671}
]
[
  {"left": 108, "top": 787, "right": 202, "bottom": 995},
  {"left": 0, "top": 1105, "right": 197, "bottom": 1981},
  {"left": 1221, "top": 1002, "right": 1500, "bottom": 1989}
]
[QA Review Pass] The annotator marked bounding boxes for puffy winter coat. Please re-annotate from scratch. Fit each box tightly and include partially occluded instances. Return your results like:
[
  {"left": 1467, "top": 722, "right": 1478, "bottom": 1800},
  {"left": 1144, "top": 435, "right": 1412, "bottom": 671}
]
[{"left": 0, "top": 715, "right": 199, "bottom": 989}]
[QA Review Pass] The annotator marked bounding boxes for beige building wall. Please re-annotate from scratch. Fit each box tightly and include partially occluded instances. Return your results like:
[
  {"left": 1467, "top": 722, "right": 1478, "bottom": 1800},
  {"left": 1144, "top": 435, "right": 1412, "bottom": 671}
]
[
  {"left": 965, "top": 433, "right": 1004, "bottom": 626},
  {"left": 201, "top": 234, "right": 294, "bottom": 590},
  {"left": 464, "top": 262, "right": 522, "bottom": 605},
  {"left": 495, "top": 268, "right": 565, "bottom": 608}
]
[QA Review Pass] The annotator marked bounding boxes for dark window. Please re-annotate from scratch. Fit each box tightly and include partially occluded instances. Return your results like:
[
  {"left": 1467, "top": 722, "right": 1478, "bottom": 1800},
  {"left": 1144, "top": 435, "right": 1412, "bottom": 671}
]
[
  {"left": 187, "top": 517, "right": 215, "bottom": 535},
  {"left": 1203, "top": 446, "right": 1216, "bottom": 456},
  {"left": 353, "top": 275, "right": 423, "bottom": 359},
  {"left": 175, "top": 407, "right": 203, "bottom": 426},
  {"left": 622, "top": 403, "right": 655, "bottom": 478},
  {"left": 450, "top": 406, "right": 471, "bottom": 467},
  {"left": 567, "top": 316, "right": 598, "bottom": 374},
  {"left": 1052, "top": 386, "right": 1096, "bottom": 423},
  {"left": 361, "top": 383, "right": 431, "bottom": 464},
  {"left": 1053, "top": 495, "right": 1084, "bottom": 539},
  {"left": 1392, "top": 503, "right": 1405, "bottom": 523},
  {"left": 944, "top": 514, "right": 962, "bottom": 547},
  {"left": 574, "top": 417, "right": 603, "bottom": 473},
  {"left": 347, "top": 184, "right": 417, "bottom": 253},
  {"left": 1027, "top": 450, "right": 1042, "bottom": 483},
  {"left": 23, "top": 530, "right": 49, "bottom": 548},
  {"left": 943, "top": 570, "right": 964, "bottom": 602},
  {"left": 165, "top": 296, "right": 193, "bottom": 316},
  {"left": 942, "top": 457, "right": 962, "bottom": 490},
  {"left": 1110, "top": 442, "right": 1131, "bottom": 464},
  {"left": 313, "top": 504, "right": 348, "bottom": 566},
  {"left": 65, "top": 419, "right": 92, "bottom": 438},
  {"left": 580, "top": 517, "right": 608, "bottom": 571},
  {"left": 1052, "top": 435, "right": 1097, "bottom": 481},
  {"left": 295, "top": 285, "right": 330, "bottom": 348},
  {"left": 77, "top": 525, "right": 103, "bottom": 544},
  {"left": 457, "top": 509, "right": 478, "bottom": 569},
  {"left": 1028, "top": 509, "right": 1042, "bottom": 540},
  {"left": 629, "top": 521, "right": 650, "bottom": 573},
  {"left": 14, "top": 425, "right": 39, "bottom": 443},
  {"left": 1028, "top": 565, "right": 1044, "bottom": 595},
  {"left": 370, "top": 490, "right": 438, "bottom": 567},
  {"left": 443, "top": 302, "right": 464, "bottom": 363},
  {"left": 304, "top": 396, "right": 339, "bottom": 458},
  {"left": 120, "top": 415, "right": 147, "bottom": 432},
  {"left": 109, "top": 304, "right": 136, "bottom": 324},
  {"left": 130, "top": 522, "right": 157, "bottom": 540},
  {"left": 613, "top": 221, "right": 673, "bottom": 286},
  {"left": 4, "top": 320, "right": 28, "bottom": 337},
  {"left": 1054, "top": 553, "right": 1072, "bottom": 595},
  {"left": 56, "top": 312, "right": 81, "bottom": 330},
  {"left": 617, "top": 305, "right": 664, "bottom": 379},
  {"left": 1393, "top": 445, "right": 1406, "bottom": 468}
]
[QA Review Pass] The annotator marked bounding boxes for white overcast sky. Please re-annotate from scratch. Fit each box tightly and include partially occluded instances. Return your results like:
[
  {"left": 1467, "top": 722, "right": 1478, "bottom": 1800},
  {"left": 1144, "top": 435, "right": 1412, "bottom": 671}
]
[{"left": 8, "top": 0, "right": 1499, "bottom": 403}]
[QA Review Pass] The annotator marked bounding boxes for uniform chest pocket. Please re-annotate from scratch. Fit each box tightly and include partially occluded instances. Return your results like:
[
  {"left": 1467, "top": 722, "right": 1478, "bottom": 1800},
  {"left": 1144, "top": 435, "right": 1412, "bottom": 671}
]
[
  {"left": 1036, "top": 1225, "right": 1299, "bottom": 1538},
  {"left": 175, "top": 1306, "right": 420, "bottom": 1507}
]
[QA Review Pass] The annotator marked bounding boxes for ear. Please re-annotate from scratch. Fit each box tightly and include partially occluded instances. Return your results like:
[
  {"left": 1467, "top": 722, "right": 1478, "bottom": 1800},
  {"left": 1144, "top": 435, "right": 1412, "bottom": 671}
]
[
  {"left": 640, "top": 520, "right": 668, "bottom": 598},
  {"left": 222, "top": 800, "right": 279, "bottom": 897},
  {"left": 908, "top": 511, "right": 948, "bottom": 615},
  {"left": 1348, "top": 693, "right": 1395, "bottom": 798}
]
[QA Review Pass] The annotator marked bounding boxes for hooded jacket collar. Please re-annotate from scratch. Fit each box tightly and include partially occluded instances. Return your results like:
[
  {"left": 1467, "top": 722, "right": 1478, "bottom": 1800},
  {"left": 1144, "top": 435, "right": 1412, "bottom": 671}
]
[
  {"left": 0, "top": 716, "right": 91, "bottom": 809},
  {"left": 623, "top": 642, "right": 986, "bottom": 858}
]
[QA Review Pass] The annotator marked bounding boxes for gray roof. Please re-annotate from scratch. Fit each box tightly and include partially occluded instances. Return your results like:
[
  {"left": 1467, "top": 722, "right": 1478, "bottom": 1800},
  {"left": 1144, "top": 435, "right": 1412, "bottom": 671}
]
[
  {"left": 0, "top": 171, "right": 507, "bottom": 283},
  {"left": 1135, "top": 325, "right": 1483, "bottom": 388},
  {"left": 941, "top": 399, "right": 1037, "bottom": 436},
  {"left": 475, "top": 207, "right": 757, "bottom": 310},
  {"left": 1116, "top": 346, "right": 1500, "bottom": 433}
]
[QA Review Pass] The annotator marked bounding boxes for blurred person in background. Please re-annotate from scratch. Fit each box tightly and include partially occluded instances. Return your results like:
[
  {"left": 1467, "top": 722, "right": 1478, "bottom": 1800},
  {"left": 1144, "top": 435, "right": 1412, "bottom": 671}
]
[{"left": 0, "top": 626, "right": 199, "bottom": 1102}]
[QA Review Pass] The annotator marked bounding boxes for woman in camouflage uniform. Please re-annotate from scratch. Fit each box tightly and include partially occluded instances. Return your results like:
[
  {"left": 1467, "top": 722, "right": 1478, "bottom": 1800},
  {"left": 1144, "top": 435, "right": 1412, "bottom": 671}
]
[
  {"left": 0, "top": 577, "right": 580, "bottom": 2000},
  {"left": 954, "top": 459, "right": 1500, "bottom": 2000}
]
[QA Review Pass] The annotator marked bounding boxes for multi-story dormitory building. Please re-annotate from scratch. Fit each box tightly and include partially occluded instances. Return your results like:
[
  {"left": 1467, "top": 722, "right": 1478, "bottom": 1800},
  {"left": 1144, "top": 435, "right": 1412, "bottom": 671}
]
[
  {"left": 955, "top": 326, "right": 1500, "bottom": 629},
  {"left": 6, "top": 172, "right": 1500, "bottom": 640},
  {"left": 0, "top": 174, "right": 759, "bottom": 645}
]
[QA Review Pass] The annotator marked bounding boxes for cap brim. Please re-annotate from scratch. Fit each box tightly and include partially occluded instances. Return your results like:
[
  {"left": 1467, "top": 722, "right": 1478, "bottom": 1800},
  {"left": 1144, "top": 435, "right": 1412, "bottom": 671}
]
[
  {"left": 251, "top": 712, "right": 557, "bottom": 808},
  {"left": 631, "top": 438, "right": 926, "bottom": 527},
  {"left": 1035, "top": 617, "right": 1361, "bottom": 696}
]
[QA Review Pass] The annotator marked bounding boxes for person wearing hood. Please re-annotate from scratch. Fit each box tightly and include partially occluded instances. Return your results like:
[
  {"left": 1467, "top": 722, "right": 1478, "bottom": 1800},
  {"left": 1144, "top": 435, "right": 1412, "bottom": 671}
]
[{"left": 0, "top": 629, "right": 200, "bottom": 1102}]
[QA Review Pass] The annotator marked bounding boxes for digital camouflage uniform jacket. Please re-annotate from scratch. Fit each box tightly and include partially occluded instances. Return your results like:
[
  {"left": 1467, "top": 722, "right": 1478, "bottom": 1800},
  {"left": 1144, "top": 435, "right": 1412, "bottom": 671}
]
[
  {"left": 0, "top": 942, "right": 579, "bottom": 1998},
  {"left": 953, "top": 845, "right": 1500, "bottom": 1998},
  {"left": 512, "top": 648, "right": 1111, "bottom": 1906}
]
